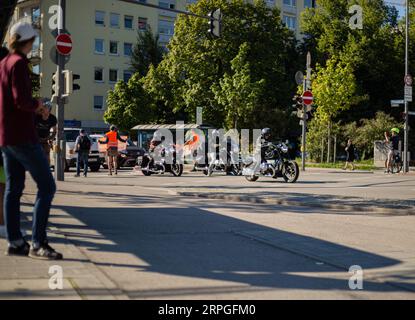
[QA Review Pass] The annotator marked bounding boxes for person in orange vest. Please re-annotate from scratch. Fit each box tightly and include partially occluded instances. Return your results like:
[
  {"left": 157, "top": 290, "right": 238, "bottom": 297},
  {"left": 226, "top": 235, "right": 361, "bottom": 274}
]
[{"left": 99, "top": 125, "right": 127, "bottom": 175}]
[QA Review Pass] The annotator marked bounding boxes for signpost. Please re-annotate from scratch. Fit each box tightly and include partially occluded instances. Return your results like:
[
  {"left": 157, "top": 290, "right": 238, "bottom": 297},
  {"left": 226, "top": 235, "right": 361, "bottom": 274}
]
[
  {"left": 54, "top": 0, "right": 67, "bottom": 182},
  {"left": 301, "top": 52, "right": 312, "bottom": 172},
  {"left": 302, "top": 90, "right": 313, "bottom": 106},
  {"left": 405, "top": 74, "right": 413, "bottom": 86},
  {"left": 404, "top": 1, "right": 410, "bottom": 173},
  {"left": 55, "top": 33, "right": 72, "bottom": 56},
  {"left": 404, "top": 85, "right": 412, "bottom": 103}
]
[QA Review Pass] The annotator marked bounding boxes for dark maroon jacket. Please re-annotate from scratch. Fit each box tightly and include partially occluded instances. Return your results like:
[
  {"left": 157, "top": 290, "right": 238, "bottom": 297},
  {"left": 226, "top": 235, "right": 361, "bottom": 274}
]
[{"left": 0, "top": 52, "right": 38, "bottom": 146}]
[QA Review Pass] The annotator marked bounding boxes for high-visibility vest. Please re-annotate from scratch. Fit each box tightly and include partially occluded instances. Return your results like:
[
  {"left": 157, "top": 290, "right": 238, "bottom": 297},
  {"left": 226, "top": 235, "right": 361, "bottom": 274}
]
[{"left": 106, "top": 131, "right": 118, "bottom": 149}]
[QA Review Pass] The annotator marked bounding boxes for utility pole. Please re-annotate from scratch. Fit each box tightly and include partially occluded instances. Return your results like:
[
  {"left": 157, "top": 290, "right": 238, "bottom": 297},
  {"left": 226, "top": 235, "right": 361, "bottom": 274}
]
[
  {"left": 55, "top": 0, "right": 66, "bottom": 181},
  {"left": 404, "top": 0, "right": 410, "bottom": 173},
  {"left": 301, "top": 52, "right": 311, "bottom": 171}
]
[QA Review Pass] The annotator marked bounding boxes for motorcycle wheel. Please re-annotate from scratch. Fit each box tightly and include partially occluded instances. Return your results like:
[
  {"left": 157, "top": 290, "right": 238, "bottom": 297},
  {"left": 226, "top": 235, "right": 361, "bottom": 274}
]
[
  {"left": 245, "top": 175, "right": 259, "bottom": 182},
  {"left": 207, "top": 166, "right": 214, "bottom": 177},
  {"left": 171, "top": 163, "right": 183, "bottom": 177},
  {"left": 141, "top": 169, "right": 152, "bottom": 176},
  {"left": 282, "top": 161, "right": 299, "bottom": 183}
]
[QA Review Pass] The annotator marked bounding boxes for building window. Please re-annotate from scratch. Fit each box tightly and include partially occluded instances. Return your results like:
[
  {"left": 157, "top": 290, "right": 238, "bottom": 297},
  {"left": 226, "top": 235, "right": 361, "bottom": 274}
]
[
  {"left": 94, "top": 67, "right": 104, "bottom": 82},
  {"left": 159, "top": 1, "right": 175, "bottom": 10},
  {"left": 110, "top": 13, "right": 120, "bottom": 28},
  {"left": 283, "top": 15, "right": 296, "bottom": 30},
  {"left": 123, "top": 70, "right": 133, "bottom": 82},
  {"left": 95, "top": 39, "right": 104, "bottom": 54},
  {"left": 138, "top": 17, "right": 148, "bottom": 31},
  {"left": 31, "top": 7, "right": 41, "bottom": 25},
  {"left": 159, "top": 19, "right": 175, "bottom": 35},
  {"left": 124, "top": 15, "right": 133, "bottom": 29},
  {"left": 109, "top": 69, "right": 118, "bottom": 83},
  {"left": 304, "top": 0, "right": 315, "bottom": 8},
  {"left": 32, "top": 64, "right": 40, "bottom": 75},
  {"left": 124, "top": 43, "right": 133, "bottom": 56},
  {"left": 95, "top": 11, "right": 105, "bottom": 26},
  {"left": 283, "top": 0, "right": 296, "bottom": 7},
  {"left": 109, "top": 41, "right": 118, "bottom": 55},
  {"left": 94, "top": 96, "right": 104, "bottom": 110}
]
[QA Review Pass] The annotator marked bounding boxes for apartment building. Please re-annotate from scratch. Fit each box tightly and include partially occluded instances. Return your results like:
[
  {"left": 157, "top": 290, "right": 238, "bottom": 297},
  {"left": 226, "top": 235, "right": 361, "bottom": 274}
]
[{"left": 4, "top": 0, "right": 315, "bottom": 131}]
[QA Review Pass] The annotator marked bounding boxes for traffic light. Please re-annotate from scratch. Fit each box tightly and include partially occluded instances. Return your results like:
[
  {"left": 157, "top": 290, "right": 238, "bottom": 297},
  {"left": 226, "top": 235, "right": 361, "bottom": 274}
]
[
  {"left": 62, "top": 70, "right": 80, "bottom": 97},
  {"left": 292, "top": 94, "right": 303, "bottom": 109},
  {"left": 208, "top": 9, "right": 222, "bottom": 37},
  {"left": 72, "top": 73, "right": 80, "bottom": 91},
  {"left": 51, "top": 71, "right": 60, "bottom": 103}
]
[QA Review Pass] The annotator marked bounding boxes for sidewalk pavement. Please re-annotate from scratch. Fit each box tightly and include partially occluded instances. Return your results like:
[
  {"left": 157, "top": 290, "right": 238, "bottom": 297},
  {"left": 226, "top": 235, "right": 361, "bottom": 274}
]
[{"left": 0, "top": 195, "right": 128, "bottom": 300}]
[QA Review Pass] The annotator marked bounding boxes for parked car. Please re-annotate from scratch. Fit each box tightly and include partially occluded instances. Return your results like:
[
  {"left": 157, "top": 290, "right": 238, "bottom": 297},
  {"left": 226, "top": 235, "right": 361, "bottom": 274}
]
[{"left": 101, "top": 137, "right": 145, "bottom": 169}]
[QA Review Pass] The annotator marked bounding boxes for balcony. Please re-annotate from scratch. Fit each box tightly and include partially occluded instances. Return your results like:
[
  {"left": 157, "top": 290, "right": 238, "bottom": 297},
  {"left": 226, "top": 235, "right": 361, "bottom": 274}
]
[{"left": 283, "top": 4, "right": 297, "bottom": 15}]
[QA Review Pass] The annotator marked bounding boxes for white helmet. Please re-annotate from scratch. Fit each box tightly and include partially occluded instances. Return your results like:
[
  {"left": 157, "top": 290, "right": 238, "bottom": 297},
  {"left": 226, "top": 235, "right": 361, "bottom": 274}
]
[
  {"left": 153, "top": 130, "right": 162, "bottom": 140},
  {"left": 10, "top": 22, "right": 37, "bottom": 42}
]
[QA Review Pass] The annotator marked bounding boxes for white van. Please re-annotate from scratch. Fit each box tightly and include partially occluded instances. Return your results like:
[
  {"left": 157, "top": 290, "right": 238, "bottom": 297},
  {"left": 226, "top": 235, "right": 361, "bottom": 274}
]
[{"left": 50, "top": 128, "right": 105, "bottom": 172}]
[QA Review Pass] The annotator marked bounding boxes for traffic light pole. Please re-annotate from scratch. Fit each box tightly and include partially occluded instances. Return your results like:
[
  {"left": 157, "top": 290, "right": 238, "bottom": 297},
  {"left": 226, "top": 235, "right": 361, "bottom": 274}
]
[
  {"left": 55, "top": 0, "right": 66, "bottom": 181},
  {"left": 301, "top": 52, "right": 311, "bottom": 171},
  {"left": 404, "top": 1, "right": 410, "bottom": 173}
]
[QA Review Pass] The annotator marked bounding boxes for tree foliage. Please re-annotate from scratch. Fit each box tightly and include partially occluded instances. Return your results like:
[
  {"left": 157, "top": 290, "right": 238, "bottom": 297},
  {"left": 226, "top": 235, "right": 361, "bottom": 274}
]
[
  {"left": 130, "top": 27, "right": 165, "bottom": 77},
  {"left": 104, "top": 74, "right": 153, "bottom": 131},
  {"left": 147, "top": 0, "right": 299, "bottom": 133}
]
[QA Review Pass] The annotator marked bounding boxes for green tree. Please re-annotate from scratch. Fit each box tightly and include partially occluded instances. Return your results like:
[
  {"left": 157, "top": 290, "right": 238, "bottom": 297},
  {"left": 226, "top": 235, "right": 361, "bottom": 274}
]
[
  {"left": 307, "top": 57, "right": 357, "bottom": 162},
  {"left": 212, "top": 43, "right": 266, "bottom": 129},
  {"left": 301, "top": 0, "right": 404, "bottom": 122},
  {"left": 354, "top": 112, "right": 403, "bottom": 159},
  {"left": 312, "top": 57, "right": 357, "bottom": 123},
  {"left": 146, "top": 0, "right": 299, "bottom": 131},
  {"left": 130, "top": 26, "right": 165, "bottom": 77},
  {"left": 104, "top": 74, "right": 153, "bottom": 131}
]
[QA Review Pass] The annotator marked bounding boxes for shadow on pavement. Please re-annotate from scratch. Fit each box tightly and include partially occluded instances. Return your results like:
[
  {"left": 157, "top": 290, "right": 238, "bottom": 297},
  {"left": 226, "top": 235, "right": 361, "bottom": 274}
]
[{"left": 39, "top": 190, "right": 414, "bottom": 297}]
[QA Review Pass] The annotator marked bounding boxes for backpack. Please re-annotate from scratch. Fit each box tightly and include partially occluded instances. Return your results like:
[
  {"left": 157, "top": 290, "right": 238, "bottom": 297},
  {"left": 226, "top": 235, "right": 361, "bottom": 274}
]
[{"left": 78, "top": 136, "right": 91, "bottom": 151}]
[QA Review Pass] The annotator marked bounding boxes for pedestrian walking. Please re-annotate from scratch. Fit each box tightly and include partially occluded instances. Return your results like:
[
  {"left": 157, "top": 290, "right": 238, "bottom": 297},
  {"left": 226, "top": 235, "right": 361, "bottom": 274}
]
[
  {"left": 74, "top": 129, "right": 91, "bottom": 177},
  {"left": 0, "top": 22, "right": 61, "bottom": 259},
  {"left": 34, "top": 100, "right": 57, "bottom": 166},
  {"left": 343, "top": 139, "right": 356, "bottom": 171},
  {"left": 99, "top": 125, "right": 127, "bottom": 175}
]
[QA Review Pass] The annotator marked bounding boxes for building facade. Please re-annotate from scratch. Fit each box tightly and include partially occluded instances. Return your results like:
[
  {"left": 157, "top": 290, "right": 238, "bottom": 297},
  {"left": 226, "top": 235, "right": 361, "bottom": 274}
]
[{"left": 5, "top": 0, "right": 315, "bottom": 132}]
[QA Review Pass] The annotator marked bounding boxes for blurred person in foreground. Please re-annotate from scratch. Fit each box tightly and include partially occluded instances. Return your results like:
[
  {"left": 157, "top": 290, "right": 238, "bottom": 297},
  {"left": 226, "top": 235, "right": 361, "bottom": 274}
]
[{"left": 0, "top": 22, "right": 61, "bottom": 259}]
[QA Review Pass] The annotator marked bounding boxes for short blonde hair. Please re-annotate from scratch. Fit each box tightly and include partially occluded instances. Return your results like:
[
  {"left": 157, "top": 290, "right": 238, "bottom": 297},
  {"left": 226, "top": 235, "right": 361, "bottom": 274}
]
[{"left": 8, "top": 33, "right": 35, "bottom": 53}]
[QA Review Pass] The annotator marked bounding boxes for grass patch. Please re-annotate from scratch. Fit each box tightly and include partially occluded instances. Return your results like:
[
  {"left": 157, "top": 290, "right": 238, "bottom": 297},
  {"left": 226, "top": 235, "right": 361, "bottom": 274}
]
[{"left": 295, "top": 158, "right": 376, "bottom": 171}]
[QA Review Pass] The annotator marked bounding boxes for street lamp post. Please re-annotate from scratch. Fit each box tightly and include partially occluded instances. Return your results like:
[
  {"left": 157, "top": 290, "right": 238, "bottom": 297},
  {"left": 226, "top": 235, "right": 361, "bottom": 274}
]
[{"left": 404, "top": 0, "right": 410, "bottom": 173}]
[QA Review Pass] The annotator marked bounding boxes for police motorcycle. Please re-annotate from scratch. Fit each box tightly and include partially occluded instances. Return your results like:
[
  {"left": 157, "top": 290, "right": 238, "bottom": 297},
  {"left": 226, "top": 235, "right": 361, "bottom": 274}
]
[
  {"left": 242, "top": 128, "right": 299, "bottom": 183},
  {"left": 192, "top": 130, "right": 242, "bottom": 176},
  {"left": 137, "top": 131, "right": 183, "bottom": 177}
]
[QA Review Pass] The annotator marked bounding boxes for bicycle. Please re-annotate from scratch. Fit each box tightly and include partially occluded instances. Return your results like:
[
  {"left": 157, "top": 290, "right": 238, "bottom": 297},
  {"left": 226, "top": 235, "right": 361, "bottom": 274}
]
[{"left": 391, "top": 152, "right": 403, "bottom": 174}]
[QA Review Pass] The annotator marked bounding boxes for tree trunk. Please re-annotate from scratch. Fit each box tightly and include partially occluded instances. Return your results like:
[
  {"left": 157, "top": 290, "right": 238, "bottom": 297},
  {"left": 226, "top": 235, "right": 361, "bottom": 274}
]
[
  {"left": 320, "top": 136, "right": 324, "bottom": 163},
  {"left": 333, "top": 135, "right": 337, "bottom": 163},
  {"left": 327, "top": 122, "right": 331, "bottom": 163}
]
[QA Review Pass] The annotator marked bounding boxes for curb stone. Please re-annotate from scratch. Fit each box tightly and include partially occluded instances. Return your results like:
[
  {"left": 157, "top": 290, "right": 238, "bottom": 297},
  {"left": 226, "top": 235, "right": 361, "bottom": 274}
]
[{"left": 177, "top": 191, "right": 415, "bottom": 216}]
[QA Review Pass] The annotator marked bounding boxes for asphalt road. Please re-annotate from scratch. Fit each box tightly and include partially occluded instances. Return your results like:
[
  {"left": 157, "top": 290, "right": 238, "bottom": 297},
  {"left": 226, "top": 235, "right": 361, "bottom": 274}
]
[
  {"left": 43, "top": 170, "right": 415, "bottom": 298},
  {"left": 2, "top": 168, "right": 414, "bottom": 299}
]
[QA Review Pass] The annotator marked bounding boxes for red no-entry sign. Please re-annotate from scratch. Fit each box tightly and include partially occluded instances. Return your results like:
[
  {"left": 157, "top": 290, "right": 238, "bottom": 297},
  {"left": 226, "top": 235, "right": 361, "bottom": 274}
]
[
  {"left": 302, "top": 90, "right": 313, "bottom": 106},
  {"left": 56, "top": 34, "right": 72, "bottom": 56}
]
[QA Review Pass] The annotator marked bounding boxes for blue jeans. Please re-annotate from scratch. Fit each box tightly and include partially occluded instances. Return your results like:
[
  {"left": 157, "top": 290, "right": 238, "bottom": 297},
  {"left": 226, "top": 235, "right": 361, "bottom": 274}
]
[
  {"left": 76, "top": 151, "right": 89, "bottom": 176},
  {"left": 1, "top": 143, "right": 56, "bottom": 246}
]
